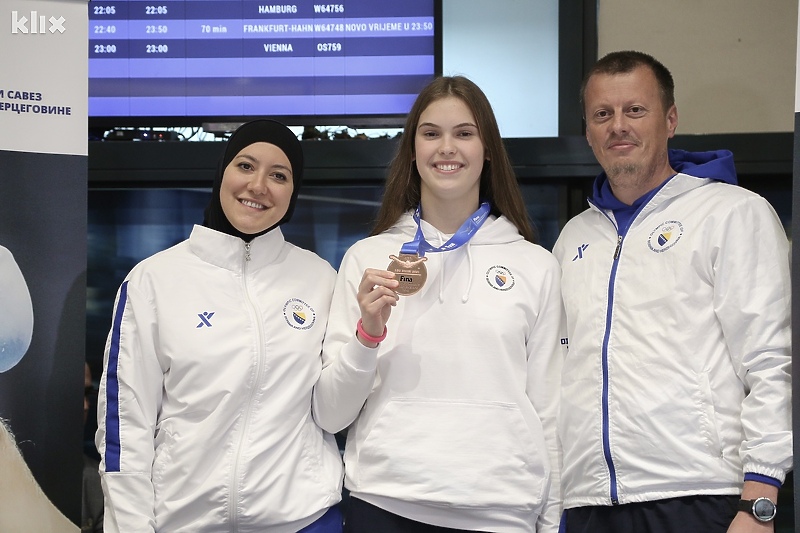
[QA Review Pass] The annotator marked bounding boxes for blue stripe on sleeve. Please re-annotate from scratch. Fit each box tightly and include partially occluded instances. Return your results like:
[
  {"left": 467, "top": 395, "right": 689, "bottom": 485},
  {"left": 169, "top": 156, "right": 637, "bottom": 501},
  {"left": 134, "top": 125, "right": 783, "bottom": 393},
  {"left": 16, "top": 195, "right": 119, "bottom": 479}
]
[
  {"left": 104, "top": 281, "right": 128, "bottom": 473},
  {"left": 743, "top": 472, "right": 782, "bottom": 488}
]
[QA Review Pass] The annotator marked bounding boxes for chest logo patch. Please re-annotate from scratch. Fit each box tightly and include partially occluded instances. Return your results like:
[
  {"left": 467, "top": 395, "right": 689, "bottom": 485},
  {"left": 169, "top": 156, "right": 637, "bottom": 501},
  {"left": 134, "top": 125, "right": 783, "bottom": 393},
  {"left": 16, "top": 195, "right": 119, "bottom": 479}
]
[
  {"left": 196, "top": 311, "right": 215, "bottom": 328},
  {"left": 283, "top": 298, "right": 316, "bottom": 330},
  {"left": 485, "top": 265, "right": 515, "bottom": 291},
  {"left": 647, "top": 220, "right": 684, "bottom": 253}
]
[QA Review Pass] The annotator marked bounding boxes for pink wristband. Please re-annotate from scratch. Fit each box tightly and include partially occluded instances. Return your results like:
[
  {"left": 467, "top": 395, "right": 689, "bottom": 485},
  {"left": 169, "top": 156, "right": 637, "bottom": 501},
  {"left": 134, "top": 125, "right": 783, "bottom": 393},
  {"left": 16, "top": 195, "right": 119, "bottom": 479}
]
[{"left": 357, "top": 318, "right": 387, "bottom": 344}]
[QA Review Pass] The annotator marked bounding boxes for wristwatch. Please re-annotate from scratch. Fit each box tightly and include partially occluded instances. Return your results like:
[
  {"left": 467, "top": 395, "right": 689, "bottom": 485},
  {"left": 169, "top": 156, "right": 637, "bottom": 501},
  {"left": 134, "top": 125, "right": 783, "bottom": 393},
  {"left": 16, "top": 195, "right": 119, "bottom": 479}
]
[{"left": 738, "top": 497, "right": 777, "bottom": 522}]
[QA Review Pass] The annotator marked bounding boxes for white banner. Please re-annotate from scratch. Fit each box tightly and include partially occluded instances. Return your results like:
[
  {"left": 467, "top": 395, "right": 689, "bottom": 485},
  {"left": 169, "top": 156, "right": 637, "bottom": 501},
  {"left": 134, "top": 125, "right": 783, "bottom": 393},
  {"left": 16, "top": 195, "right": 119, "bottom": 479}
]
[
  {"left": 0, "top": 0, "right": 87, "bottom": 528},
  {"left": 0, "top": 0, "right": 87, "bottom": 155}
]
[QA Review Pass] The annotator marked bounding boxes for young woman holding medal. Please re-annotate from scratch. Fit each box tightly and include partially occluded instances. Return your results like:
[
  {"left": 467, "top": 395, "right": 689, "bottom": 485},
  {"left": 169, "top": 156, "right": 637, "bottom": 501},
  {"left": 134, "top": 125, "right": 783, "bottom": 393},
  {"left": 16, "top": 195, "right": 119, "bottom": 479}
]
[
  {"left": 313, "top": 76, "right": 565, "bottom": 532},
  {"left": 95, "top": 120, "right": 344, "bottom": 533}
]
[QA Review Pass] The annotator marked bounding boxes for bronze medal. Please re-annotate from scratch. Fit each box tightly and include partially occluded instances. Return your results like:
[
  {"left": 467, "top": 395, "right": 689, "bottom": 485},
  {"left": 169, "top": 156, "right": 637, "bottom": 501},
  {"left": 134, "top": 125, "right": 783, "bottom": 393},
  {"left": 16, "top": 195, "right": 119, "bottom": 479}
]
[{"left": 387, "top": 253, "right": 427, "bottom": 296}]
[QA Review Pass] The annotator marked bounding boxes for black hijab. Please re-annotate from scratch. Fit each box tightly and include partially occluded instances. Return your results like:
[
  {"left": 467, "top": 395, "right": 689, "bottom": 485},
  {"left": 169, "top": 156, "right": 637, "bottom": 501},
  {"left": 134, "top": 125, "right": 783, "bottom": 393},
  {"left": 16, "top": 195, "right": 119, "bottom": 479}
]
[{"left": 202, "top": 119, "right": 304, "bottom": 242}]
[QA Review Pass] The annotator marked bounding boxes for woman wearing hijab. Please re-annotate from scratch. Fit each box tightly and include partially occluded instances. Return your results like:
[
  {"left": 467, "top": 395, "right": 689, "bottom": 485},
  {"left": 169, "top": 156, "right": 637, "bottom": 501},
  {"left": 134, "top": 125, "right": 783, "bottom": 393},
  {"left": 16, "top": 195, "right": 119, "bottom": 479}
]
[{"left": 96, "top": 120, "right": 343, "bottom": 533}]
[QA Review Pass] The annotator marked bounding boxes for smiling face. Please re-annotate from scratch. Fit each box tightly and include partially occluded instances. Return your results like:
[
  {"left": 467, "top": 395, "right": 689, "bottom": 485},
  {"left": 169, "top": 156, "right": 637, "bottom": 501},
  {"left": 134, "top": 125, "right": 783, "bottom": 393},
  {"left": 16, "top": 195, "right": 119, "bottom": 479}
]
[
  {"left": 219, "top": 142, "right": 294, "bottom": 235},
  {"left": 584, "top": 65, "right": 678, "bottom": 204},
  {"left": 414, "top": 96, "right": 486, "bottom": 211}
]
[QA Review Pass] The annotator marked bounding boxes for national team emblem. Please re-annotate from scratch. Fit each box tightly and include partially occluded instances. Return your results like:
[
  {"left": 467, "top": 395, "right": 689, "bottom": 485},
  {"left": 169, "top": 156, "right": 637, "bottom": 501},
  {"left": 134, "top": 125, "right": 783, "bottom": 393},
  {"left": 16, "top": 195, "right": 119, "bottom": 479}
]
[
  {"left": 486, "top": 265, "right": 515, "bottom": 291},
  {"left": 283, "top": 298, "right": 316, "bottom": 330},
  {"left": 648, "top": 221, "right": 684, "bottom": 253}
]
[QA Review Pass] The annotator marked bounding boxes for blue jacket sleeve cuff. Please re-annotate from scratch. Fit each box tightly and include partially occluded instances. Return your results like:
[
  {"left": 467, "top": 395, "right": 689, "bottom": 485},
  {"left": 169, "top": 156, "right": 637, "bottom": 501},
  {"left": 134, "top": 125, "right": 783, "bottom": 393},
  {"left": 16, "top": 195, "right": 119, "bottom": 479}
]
[{"left": 743, "top": 473, "right": 782, "bottom": 488}]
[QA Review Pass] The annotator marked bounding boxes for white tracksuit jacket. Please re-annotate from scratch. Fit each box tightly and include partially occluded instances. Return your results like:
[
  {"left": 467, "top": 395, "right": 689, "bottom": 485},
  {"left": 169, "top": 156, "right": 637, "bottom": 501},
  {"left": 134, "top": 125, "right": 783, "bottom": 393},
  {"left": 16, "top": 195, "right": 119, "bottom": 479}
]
[
  {"left": 552, "top": 149, "right": 792, "bottom": 509},
  {"left": 313, "top": 212, "right": 566, "bottom": 533},
  {"left": 96, "top": 225, "right": 343, "bottom": 533}
]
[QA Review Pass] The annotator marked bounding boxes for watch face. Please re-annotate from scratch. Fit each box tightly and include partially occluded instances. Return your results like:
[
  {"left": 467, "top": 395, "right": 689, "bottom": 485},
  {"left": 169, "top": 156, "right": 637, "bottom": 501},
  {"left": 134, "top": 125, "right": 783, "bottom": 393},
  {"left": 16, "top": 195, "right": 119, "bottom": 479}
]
[{"left": 752, "top": 498, "right": 777, "bottom": 522}]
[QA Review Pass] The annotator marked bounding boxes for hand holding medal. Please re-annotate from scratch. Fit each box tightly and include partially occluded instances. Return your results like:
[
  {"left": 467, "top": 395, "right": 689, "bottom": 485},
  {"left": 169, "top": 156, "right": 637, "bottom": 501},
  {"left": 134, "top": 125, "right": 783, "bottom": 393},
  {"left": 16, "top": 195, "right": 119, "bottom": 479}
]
[{"left": 355, "top": 268, "right": 399, "bottom": 347}]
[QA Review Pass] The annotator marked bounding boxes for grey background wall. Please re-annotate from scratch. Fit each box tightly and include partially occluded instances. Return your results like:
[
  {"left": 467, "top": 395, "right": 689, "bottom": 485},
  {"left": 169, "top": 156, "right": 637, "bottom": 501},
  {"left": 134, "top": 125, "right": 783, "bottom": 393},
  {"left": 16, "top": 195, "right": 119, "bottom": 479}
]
[
  {"left": 598, "top": 0, "right": 798, "bottom": 134},
  {"left": 438, "top": 1, "right": 798, "bottom": 137}
]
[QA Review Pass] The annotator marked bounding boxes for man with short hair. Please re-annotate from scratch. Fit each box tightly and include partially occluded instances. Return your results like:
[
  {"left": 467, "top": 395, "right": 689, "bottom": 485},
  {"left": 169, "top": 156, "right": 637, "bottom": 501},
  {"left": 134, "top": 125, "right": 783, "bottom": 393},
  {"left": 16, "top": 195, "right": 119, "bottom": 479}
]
[{"left": 553, "top": 50, "right": 791, "bottom": 533}]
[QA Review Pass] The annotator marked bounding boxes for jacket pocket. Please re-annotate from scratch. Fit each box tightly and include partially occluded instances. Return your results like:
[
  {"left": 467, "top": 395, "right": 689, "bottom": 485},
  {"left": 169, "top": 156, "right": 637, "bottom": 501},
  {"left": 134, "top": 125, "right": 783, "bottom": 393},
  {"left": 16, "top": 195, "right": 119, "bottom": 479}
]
[
  {"left": 151, "top": 425, "right": 174, "bottom": 488},
  {"left": 299, "top": 415, "right": 345, "bottom": 493},
  {"left": 354, "top": 397, "right": 548, "bottom": 511},
  {"left": 698, "top": 372, "right": 724, "bottom": 458}
]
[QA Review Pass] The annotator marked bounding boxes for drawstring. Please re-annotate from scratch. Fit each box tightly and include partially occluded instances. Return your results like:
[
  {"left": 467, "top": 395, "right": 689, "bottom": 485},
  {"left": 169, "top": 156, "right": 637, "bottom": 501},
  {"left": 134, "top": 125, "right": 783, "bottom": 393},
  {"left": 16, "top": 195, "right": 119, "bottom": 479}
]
[
  {"left": 462, "top": 242, "right": 473, "bottom": 303},
  {"left": 433, "top": 228, "right": 473, "bottom": 304},
  {"left": 435, "top": 229, "right": 446, "bottom": 303}
]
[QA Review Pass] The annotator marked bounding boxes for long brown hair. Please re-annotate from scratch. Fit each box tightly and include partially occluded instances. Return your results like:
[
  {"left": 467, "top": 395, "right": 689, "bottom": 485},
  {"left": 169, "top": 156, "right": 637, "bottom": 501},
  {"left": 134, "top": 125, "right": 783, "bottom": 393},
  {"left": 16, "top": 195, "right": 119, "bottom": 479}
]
[{"left": 370, "top": 76, "right": 537, "bottom": 243}]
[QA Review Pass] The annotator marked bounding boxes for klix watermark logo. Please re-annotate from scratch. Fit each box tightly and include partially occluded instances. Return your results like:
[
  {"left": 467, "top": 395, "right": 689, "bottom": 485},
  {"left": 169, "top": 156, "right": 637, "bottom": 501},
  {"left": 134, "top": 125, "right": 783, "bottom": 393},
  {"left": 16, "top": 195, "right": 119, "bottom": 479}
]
[{"left": 11, "top": 10, "right": 66, "bottom": 34}]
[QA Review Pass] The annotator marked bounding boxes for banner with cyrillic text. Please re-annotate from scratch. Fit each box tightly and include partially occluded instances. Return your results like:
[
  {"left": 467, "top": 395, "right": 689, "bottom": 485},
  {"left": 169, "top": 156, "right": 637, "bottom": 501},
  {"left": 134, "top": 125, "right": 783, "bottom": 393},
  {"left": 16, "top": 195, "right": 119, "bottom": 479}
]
[{"left": 0, "top": 0, "right": 87, "bottom": 528}]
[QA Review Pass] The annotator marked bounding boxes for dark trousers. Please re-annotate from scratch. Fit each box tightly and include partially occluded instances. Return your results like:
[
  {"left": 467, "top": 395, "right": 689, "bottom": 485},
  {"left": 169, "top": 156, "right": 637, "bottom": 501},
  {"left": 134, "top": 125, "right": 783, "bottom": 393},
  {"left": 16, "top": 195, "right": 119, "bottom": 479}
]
[
  {"left": 344, "top": 497, "right": 487, "bottom": 533},
  {"left": 563, "top": 495, "right": 739, "bottom": 533}
]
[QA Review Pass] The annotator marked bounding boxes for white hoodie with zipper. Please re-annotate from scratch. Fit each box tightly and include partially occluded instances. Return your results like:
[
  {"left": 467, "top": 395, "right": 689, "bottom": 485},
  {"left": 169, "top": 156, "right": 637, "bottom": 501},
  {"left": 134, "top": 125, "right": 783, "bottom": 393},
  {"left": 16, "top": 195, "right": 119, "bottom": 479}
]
[
  {"left": 552, "top": 150, "right": 792, "bottom": 509},
  {"left": 96, "top": 225, "right": 343, "bottom": 533}
]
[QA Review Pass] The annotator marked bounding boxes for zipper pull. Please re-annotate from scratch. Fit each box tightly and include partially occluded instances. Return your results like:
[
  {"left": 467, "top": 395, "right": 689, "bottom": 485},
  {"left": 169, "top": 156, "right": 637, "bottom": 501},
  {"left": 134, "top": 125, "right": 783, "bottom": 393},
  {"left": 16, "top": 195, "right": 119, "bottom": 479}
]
[
  {"left": 613, "top": 235, "right": 622, "bottom": 260},
  {"left": 244, "top": 242, "right": 251, "bottom": 262}
]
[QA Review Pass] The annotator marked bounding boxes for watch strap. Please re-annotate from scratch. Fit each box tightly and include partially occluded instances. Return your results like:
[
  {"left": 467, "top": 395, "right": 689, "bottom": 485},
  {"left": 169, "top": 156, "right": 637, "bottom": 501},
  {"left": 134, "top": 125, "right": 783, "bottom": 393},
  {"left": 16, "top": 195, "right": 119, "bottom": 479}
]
[{"left": 738, "top": 499, "right": 753, "bottom": 513}]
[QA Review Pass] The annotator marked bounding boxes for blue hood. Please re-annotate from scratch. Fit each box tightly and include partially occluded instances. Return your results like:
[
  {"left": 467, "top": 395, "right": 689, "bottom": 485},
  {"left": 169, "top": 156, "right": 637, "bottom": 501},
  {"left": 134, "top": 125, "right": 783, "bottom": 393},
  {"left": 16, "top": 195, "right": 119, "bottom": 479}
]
[
  {"left": 592, "top": 148, "right": 738, "bottom": 208},
  {"left": 669, "top": 148, "right": 737, "bottom": 183}
]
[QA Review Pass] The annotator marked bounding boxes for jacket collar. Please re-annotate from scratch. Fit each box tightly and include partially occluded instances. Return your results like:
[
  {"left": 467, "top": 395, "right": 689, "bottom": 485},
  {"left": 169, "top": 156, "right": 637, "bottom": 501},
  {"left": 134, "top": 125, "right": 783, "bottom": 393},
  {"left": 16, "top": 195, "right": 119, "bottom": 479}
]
[{"left": 188, "top": 224, "right": 285, "bottom": 272}]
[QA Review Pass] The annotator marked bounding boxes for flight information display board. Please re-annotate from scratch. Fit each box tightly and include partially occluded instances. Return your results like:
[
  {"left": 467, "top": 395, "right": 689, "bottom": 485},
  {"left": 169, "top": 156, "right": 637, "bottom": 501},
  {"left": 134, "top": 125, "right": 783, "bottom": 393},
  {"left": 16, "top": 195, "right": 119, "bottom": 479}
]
[{"left": 89, "top": 1, "right": 439, "bottom": 127}]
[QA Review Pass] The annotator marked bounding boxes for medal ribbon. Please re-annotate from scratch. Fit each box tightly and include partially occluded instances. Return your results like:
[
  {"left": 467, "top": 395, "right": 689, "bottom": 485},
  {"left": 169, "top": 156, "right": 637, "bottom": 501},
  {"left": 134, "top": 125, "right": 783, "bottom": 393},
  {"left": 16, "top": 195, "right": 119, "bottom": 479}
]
[{"left": 399, "top": 201, "right": 491, "bottom": 257}]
